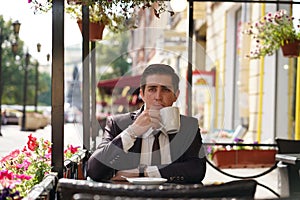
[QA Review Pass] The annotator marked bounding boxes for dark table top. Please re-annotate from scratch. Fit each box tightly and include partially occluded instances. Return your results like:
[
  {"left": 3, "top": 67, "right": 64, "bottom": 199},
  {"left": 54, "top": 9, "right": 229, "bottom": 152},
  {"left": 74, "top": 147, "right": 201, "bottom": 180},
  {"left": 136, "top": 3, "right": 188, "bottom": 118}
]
[{"left": 57, "top": 178, "right": 257, "bottom": 199}]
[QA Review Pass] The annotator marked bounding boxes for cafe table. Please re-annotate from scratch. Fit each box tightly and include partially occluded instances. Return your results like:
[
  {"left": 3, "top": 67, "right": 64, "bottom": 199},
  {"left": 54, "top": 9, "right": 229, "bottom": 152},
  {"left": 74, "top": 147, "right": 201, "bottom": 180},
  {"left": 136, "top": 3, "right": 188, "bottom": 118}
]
[
  {"left": 56, "top": 178, "right": 257, "bottom": 199},
  {"left": 275, "top": 153, "right": 300, "bottom": 197}
]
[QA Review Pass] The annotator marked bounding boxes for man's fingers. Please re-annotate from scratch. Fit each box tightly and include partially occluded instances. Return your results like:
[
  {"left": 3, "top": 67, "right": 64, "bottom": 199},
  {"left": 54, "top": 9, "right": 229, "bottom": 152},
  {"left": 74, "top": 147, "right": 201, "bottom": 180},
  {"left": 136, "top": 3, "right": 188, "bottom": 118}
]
[{"left": 150, "top": 117, "right": 162, "bottom": 129}]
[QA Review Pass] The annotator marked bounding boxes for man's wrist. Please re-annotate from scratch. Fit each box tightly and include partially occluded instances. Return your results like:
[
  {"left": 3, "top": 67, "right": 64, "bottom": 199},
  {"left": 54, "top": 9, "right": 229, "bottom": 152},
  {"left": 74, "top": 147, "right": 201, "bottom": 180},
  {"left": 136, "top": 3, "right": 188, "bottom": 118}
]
[
  {"left": 127, "top": 125, "right": 138, "bottom": 139},
  {"left": 138, "top": 164, "right": 147, "bottom": 177}
]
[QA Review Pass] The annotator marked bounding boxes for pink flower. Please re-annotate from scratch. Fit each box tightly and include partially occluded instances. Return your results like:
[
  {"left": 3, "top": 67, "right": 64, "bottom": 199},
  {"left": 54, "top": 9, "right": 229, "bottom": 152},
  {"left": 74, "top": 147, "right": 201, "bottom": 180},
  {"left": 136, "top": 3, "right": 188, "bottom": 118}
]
[
  {"left": 16, "top": 159, "right": 31, "bottom": 170},
  {"left": 0, "top": 149, "right": 20, "bottom": 163},
  {"left": 0, "top": 154, "right": 11, "bottom": 163},
  {"left": 10, "top": 149, "right": 20, "bottom": 158},
  {"left": 24, "top": 150, "right": 32, "bottom": 157},
  {"left": 45, "top": 153, "right": 51, "bottom": 159},
  {"left": 16, "top": 174, "right": 32, "bottom": 181}
]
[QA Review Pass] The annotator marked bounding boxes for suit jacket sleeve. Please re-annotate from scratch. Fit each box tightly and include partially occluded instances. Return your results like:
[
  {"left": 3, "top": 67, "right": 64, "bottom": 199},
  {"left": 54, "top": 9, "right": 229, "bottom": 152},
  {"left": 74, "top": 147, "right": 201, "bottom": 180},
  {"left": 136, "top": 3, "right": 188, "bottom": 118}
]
[{"left": 87, "top": 113, "right": 140, "bottom": 181}]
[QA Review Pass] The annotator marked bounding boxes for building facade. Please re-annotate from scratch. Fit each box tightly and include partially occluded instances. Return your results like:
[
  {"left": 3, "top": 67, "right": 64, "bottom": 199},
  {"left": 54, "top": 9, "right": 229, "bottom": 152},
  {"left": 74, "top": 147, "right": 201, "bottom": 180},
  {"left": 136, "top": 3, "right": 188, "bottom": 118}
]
[{"left": 128, "top": 1, "right": 298, "bottom": 143}]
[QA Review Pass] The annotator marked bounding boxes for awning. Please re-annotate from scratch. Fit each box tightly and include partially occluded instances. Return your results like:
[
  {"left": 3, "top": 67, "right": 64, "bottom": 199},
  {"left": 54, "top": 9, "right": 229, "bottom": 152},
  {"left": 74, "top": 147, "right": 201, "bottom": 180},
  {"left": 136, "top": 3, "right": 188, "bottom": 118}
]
[
  {"left": 97, "top": 75, "right": 142, "bottom": 89},
  {"left": 97, "top": 75, "right": 142, "bottom": 96}
]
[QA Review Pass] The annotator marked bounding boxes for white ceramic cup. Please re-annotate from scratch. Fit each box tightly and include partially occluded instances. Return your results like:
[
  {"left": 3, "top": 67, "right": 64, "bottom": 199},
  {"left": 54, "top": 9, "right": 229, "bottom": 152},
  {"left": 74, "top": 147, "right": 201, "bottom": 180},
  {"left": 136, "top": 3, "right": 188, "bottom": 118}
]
[{"left": 160, "top": 106, "right": 180, "bottom": 134}]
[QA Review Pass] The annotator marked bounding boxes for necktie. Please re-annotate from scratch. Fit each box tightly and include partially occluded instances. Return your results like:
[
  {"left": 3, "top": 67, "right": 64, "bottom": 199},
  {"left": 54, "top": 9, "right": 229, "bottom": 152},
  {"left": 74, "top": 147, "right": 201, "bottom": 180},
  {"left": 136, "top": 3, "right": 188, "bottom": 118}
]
[{"left": 151, "top": 131, "right": 161, "bottom": 165}]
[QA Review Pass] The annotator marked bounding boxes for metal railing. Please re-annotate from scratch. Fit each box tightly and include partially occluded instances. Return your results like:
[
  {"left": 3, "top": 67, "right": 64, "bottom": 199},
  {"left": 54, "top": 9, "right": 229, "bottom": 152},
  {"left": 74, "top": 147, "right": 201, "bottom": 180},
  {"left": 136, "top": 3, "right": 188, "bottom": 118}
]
[
  {"left": 64, "top": 149, "right": 88, "bottom": 180},
  {"left": 203, "top": 142, "right": 280, "bottom": 198}
]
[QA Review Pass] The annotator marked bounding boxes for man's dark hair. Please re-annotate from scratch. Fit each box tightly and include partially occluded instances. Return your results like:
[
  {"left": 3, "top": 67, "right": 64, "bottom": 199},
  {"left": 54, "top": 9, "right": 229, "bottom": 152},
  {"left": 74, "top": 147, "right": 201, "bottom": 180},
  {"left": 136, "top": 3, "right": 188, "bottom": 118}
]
[{"left": 140, "top": 64, "right": 180, "bottom": 92}]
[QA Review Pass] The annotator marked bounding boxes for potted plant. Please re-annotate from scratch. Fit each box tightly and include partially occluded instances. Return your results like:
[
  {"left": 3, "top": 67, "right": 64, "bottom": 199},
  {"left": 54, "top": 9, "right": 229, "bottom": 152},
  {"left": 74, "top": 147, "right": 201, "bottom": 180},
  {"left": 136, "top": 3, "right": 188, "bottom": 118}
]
[
  {"left": 65, "top": 2, "right": 110, "bottom": 41},
  {"left": 244, "top": 9, "right": 300, "bottom": 59},
  {"left": 28, "top": 0, "right": 174, "bottom": 39}
]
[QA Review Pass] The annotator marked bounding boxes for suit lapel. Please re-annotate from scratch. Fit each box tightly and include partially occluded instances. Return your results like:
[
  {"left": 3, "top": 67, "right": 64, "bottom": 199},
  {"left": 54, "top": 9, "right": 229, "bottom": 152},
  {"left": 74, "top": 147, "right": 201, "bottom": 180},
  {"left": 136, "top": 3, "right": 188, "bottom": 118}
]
[
  {"left": 127, "top": 107, "right": 144, "bottom": 154},
  {"left": 167, "top": 115, "right": 198, "bottom": 162},
  {"left": 168, "top": 132, "right": 178, "bottom": 161}
]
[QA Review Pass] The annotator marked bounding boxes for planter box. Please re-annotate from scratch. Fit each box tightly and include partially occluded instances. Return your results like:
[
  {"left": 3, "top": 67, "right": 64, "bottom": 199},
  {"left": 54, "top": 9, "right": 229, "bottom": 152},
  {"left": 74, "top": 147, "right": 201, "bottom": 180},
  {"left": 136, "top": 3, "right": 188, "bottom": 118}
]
[
  {"left": 18, "top": 112, "right": 49, "bottom": 131},
  {"left": 212, "top": 149, "right": 277, "bottom": 168}
]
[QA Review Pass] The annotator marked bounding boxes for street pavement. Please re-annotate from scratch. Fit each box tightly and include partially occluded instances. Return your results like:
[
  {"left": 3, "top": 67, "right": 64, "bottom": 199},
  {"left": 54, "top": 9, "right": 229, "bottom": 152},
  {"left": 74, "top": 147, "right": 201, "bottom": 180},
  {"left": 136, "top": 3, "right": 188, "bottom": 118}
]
[
  {"left": 0, "top": 124, "right": 282, "bottom": 199},
  {"left": 0, "top": 124, "right": 84, "bottom": 157}
]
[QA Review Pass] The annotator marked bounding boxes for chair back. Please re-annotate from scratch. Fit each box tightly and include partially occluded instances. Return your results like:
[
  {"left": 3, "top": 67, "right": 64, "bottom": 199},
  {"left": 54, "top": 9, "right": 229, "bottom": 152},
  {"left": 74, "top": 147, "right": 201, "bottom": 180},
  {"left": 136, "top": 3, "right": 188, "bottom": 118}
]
[
  {"left": 276, "top": 138, "right": 300, "bottom": 197},
  {"left": 276, "top": 138, "right": 300, "bottom": 154}
]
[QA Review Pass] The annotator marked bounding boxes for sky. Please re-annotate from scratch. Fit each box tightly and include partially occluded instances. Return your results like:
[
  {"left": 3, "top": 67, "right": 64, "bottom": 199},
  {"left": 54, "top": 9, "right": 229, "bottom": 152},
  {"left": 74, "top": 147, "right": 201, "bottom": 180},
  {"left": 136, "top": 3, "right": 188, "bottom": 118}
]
[{"left": 0, "top": 0, "right": 82, "bottom": 65}]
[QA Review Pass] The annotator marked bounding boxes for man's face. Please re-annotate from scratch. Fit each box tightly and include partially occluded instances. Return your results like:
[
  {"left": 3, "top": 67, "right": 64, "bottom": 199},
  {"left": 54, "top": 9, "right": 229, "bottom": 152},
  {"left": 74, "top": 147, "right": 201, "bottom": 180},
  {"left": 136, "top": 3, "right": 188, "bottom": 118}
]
[{"left": 140, "top": 74, "right": 179, "bottom": 110}]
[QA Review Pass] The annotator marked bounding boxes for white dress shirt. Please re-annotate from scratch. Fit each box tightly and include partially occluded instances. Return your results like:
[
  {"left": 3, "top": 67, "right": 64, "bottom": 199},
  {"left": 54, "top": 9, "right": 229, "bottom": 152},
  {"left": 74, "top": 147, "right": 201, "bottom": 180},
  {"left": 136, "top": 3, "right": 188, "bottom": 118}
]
[{"left": 121, "top": 127, "right": 172, "bottom": 177}]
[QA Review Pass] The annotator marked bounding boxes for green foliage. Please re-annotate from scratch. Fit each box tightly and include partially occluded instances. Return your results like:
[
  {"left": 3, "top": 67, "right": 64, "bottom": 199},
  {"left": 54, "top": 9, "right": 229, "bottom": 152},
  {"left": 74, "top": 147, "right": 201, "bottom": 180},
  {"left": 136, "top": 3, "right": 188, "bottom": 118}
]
[
  {"left": 96, "top": 32, "right": 132, "bottom": 81},
  {"left": 38, "top": 73, "right": 51, "bottom": 106},
  {"left": 0, "top": 15, "right": 51, "bottom": 106}
]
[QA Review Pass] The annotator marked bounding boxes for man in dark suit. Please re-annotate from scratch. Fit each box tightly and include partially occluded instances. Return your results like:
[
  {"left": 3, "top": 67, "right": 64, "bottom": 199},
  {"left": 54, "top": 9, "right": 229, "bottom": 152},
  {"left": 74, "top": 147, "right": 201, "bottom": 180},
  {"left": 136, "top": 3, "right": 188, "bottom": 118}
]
[{"left": 87, "top": 64, "right": 206, "bottom": 183}]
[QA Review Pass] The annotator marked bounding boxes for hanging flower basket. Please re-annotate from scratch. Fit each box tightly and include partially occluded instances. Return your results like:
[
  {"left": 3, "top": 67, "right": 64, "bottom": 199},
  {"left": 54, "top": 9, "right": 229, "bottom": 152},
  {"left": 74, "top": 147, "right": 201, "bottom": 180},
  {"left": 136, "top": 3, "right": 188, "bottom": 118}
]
[
  {"left": 212, "top": 149, "right": 277, "bottom": 168},
  {"left": 244, "top": 9, "right": 300, "bottom": 59},
  {"left": 77, "top": 20, "right": 105, "bottom": 41},
  {"left": 281, "top": 40, "right": 300, "bottom": 58},
  {"left": 29, "top": 0, "right": 173, "bottom": 33}
]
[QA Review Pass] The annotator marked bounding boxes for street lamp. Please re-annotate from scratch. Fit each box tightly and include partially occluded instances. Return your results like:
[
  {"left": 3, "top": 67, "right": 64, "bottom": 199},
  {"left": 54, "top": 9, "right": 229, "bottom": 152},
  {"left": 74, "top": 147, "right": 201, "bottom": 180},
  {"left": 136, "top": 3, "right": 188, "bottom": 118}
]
[
  {"left": 12, "top": 21, "right": 21, "bottom": 36},
  {"left": 21, "top": 52, "right": 30, "bottom": 131},
  {"left": 11, "top": 42, "right": 18, "bottom": 56},
  {"left": 0, "top": 20, "right": 21, "bottom": 136},
  {"left": 37, "top": 43, "right": 41, "bottom": 52},
  {"left": 35, "top": 43, "right": 41, "bottom": 112}
]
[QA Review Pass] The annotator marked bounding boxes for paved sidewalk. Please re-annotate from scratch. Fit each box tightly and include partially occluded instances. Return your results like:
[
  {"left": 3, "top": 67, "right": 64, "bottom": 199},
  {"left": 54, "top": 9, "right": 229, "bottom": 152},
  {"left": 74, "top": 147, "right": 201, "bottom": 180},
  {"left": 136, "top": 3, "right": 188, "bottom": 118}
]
[{"left": 0, "top": 124, "right": 83, "bottom": 157}]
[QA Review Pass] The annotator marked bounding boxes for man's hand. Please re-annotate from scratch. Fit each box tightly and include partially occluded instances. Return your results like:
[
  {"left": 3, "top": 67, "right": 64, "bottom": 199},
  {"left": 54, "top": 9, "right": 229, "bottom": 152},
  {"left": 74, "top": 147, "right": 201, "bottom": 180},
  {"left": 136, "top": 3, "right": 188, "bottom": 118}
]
[
  {"left": 111, "top": 168, "right": 139, "bottom": 181},
  {"left": 131, "top": 107, "right": 162, "bottom": 137}
]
